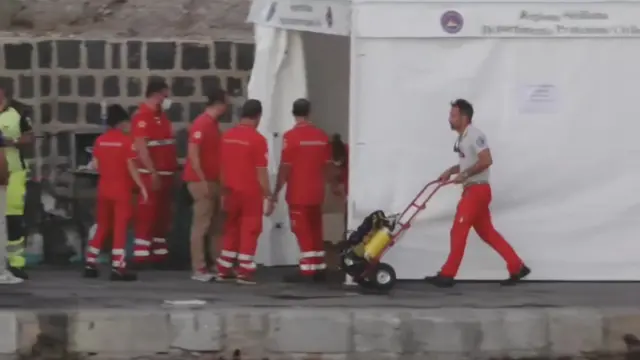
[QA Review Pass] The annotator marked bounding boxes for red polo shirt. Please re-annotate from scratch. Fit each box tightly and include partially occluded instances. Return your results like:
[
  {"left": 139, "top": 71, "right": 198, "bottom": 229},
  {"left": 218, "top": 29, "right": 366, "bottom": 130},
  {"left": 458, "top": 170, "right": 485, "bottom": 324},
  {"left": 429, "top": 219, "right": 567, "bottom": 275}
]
[
  {"left": 183, "top": 113, "right": 221, "bottom": 182},
  {"left": 131, "top": 103, "right": 177, "bottom": 173},
  {"left": 220, "top": 124, "right": 268, "bottom": 196},
  {"left": 281, "top": 122, "right": 330, "bottom": 205},
  {"left": 93, "top": 129, "right": 135, "bottom": 201}
]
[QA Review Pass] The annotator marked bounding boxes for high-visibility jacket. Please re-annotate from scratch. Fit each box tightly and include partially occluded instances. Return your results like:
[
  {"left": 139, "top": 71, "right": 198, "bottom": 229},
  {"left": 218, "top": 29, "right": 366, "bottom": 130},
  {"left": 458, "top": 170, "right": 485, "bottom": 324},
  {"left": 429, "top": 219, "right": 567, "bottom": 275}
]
[{"left": 0, "top": 103, "right": 31, "bottom": 173}]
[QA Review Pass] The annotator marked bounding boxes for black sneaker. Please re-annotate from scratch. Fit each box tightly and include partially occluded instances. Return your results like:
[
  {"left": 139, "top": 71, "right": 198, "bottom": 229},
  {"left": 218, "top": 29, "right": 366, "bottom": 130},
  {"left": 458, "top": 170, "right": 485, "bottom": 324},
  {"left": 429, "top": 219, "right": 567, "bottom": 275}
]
[
  {"left": 500, "top": 265, "right": 531, "bottom": 286},
  {"left": 83, "top": 265, "right": 99, "bottom": 279},
  {"left": 424, "top": 273, "right": 455, "bottom": 288},
  {"left": 8, "top": 266, "right": 28, "bottom": 280},
  {"left": 109, "top": 268, "right": 138, "bottom": 282}
]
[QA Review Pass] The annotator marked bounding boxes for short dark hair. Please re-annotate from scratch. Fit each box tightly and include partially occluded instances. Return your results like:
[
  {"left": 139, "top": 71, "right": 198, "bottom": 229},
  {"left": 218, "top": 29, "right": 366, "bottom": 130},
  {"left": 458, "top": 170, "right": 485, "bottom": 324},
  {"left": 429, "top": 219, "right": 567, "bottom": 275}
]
[
  {"left": 205, "top": 88, "right": 227, "bottom": 106},
  {"left": 241, "top": 99, "right": 262, "bottom": 119},
  {"left": 451, "top": 99, "right": 474, "bottom": 122},
  {"left": 106, "top": 104, "right": 129, "bottom": 128},
  {"left": 145, "top": 79, "right": 169, "bottom": 98},
  {"left": 292, "top": 98, "right": 311, "bottom": 117}
]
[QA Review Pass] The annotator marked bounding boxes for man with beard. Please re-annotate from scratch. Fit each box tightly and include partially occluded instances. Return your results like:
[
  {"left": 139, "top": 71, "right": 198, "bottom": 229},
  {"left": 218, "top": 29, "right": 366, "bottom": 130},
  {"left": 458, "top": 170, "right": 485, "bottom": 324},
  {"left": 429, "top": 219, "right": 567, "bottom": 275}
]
[{"left": 424, "top": 99, "right": 531, "bottom": 288}]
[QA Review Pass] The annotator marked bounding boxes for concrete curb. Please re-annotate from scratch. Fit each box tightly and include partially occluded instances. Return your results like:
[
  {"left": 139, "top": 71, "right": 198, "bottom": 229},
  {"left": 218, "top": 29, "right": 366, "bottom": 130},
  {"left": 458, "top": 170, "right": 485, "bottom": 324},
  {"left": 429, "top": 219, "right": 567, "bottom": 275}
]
[{"left": 0, "top": 307, "right": 639, "bottom": 359}]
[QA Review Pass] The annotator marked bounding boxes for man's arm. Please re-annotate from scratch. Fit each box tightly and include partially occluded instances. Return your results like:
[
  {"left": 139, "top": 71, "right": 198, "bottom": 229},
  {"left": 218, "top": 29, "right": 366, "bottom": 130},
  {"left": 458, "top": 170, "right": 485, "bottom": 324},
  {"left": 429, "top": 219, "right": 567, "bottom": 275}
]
[
  {"left": 445, "top": 165, "right": 461, "bottom": 176},
  {"left": 186, "top": 124, "right": 207, "bottom": 182},
  {"left": 461, "top": 132, "right": 492, "bottom": 178},
  {"left": 274, "top": 164, "right": 290, "bottom": 197},
  {"left": 273, "top": 134, "right": 293, "bottom": 197},
  {"left": 131, "top": 115, "right": 156, "bottom": 174},
  {"left": 127, "top": 158, "right": 145, "bottom": 191},
  {"left": 255, "top": 136, "right": 273, "bottom": 198}
]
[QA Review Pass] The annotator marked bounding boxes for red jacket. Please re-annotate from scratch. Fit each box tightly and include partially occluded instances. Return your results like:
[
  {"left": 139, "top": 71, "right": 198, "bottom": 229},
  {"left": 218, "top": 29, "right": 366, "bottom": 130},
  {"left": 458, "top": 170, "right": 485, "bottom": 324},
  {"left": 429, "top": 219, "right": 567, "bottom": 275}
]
[
  {"left": 93, "top": 129, "right": 135, "bottom": 200},
  {"left": 220, "top": 124, "right": 268, "bottom": 196},
  {"left": 281, "top": 122, "right": 330, "bottom": 205},
  {"left": 131, "top": 103, "right": 177, "bottom": 174}
]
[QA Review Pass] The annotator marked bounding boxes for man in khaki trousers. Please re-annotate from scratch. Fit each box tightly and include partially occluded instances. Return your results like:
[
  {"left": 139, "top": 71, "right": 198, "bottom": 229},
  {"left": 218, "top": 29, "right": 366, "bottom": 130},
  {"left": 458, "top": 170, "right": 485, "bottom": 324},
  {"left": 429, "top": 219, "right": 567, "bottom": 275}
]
[{"left": 182, "top": 89, "right": 228, "bottom": 281}]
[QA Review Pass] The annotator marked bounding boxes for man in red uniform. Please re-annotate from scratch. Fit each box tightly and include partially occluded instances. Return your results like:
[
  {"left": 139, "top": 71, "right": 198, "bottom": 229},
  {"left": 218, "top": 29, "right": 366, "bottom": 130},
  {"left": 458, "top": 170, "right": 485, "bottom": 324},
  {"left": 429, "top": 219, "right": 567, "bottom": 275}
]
[
  {"left": 131, "top": 80, "right": 178, "bottom": 266},
  {"left": 83, "top": 105, "right": 146, "bottom": 281},
  {"left": 273, "top": 99, "right": 337, "bottom": 283},
  {"left": 424, "top": 99, "right": 530, "bottom": 287},
  {"left": 183, "top": 89, "right": 227, "bottom": 281},
  {"left": 216, "top": 99, "right": 275, "bottom": 285}
]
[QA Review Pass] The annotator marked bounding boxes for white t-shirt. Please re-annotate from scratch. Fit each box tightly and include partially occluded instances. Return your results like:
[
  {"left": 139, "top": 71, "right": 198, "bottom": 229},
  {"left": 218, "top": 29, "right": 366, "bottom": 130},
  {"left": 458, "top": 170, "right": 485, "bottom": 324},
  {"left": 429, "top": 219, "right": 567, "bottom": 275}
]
[{"left": 455, "top": 125, "right": 490, "bottom": 185}]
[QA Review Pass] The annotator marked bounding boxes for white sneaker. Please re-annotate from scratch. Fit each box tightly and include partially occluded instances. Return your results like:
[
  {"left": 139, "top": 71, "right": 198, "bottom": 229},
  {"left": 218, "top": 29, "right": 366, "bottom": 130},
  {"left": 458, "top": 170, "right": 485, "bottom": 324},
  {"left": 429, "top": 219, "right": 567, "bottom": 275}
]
[
  {"left": 0, "top": 271, "right": 24, "bottom": 284},
  {"left": 191, "top": 271, "right": 215, "bottom": 282}
]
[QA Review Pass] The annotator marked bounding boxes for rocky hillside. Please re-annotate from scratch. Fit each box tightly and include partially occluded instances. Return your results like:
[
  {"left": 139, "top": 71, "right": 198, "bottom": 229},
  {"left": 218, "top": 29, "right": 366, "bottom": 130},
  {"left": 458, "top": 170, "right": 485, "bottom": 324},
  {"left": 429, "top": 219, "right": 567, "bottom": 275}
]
[{"left": 0, "top": 0, "right": 252, "bottom": 39}]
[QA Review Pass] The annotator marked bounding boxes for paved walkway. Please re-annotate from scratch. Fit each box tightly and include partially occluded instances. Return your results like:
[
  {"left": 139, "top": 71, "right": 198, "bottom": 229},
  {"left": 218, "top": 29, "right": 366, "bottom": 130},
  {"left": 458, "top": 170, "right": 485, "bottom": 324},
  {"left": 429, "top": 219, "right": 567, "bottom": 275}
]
[{"left": 3, "top": 267, "right": 640, "bottom": 309}]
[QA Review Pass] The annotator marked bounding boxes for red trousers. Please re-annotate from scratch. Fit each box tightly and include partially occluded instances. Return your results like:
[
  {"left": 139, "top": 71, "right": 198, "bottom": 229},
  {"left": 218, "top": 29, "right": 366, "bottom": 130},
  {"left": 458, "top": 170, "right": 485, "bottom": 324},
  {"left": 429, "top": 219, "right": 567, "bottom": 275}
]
[
  {"left": 133, "top": 174, "right": 174, "bottom": 263},
  {"left": 86, "top": 195, "right": 132, "bottom": 269},
  {"left": 216, "top": 191, "right": 263, "bottom": 278},
  {"left": 440, "top": 184, "right": 523, "bottom": 278},
  {"left": 289, "top": 204, "right": 325, "bottom": 275}
]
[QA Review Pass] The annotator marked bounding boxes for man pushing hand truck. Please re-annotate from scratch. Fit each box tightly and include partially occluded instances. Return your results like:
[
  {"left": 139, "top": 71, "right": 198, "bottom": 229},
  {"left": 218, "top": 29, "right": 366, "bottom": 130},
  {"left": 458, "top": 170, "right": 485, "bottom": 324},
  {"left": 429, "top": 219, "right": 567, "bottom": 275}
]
[
  {"left": 340, "top": 99, "right": 530, "bottom": 292},
  {"left": 423, "top": 99, "right": 531, "bottom": 288}
]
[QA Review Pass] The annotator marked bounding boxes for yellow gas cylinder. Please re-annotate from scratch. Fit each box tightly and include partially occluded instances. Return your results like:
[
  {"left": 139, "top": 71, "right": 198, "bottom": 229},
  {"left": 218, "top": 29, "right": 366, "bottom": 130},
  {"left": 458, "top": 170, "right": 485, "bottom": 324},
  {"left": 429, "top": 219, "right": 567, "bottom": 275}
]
[
  {"left": 363, "top": 227, "right": 392, "bottom": 260},
  {"left": 352, "top": 243, "right": 366, "bottom": 257}
]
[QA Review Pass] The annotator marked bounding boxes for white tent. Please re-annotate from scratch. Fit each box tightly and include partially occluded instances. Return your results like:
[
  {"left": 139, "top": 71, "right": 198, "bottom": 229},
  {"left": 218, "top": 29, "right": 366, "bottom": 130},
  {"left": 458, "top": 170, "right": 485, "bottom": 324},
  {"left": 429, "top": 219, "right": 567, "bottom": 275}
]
[{"left": 247, "top": 0, "right": 640, "bottom": 280}]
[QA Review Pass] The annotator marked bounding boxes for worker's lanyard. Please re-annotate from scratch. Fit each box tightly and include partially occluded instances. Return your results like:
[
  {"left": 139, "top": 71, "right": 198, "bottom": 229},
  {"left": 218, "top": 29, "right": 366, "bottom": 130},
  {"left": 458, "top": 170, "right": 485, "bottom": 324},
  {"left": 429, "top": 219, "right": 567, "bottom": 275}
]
[{"left": 453, "top": 126, "right": 469, "bottom": 154}]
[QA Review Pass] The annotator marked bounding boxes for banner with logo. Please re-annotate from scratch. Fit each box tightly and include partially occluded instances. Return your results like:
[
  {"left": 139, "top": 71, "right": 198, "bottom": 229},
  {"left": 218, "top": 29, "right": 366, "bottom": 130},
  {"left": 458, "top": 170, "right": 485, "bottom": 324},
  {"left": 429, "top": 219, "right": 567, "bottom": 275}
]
[
  {"left": 247, "top": 0, "right": 351, "bottom": 36},
  {"left": 355, "top": 2, "right": 640, "bottom": 38}
]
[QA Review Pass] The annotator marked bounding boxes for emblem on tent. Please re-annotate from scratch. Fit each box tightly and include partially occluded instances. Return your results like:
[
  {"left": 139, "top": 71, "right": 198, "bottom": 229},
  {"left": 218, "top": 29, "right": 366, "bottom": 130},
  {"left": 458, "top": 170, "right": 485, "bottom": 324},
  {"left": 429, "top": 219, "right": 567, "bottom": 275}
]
[
  {"left": 266, "top": 2, "right": 278, "bottom": 22},
  {"left": 441, "top": 10, "right": 464, "bottom": 34},
  {"left": 326, "top": 6, "right": 334, "bottom": 28}
]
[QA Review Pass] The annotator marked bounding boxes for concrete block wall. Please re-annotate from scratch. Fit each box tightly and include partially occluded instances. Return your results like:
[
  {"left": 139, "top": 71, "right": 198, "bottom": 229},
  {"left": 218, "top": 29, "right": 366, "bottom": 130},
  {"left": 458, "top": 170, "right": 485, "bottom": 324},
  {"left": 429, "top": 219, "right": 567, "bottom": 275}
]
[
  {"left": 1, "top": 307, "right": 640, "bottom": 359},
  {"left": 0, "top": 37, "right": 254, "bottom": 179}
]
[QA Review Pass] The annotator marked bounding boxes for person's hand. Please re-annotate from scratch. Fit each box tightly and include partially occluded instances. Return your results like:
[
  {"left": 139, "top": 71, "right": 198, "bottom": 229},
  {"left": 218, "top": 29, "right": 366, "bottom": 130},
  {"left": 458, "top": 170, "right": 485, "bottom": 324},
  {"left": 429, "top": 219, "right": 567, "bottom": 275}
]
[
  {"left": 2, "top": 137, "right": 15, "bottom": 147},
  {"left": 140, "top": 186, "right": 149, "bottom": 203},
  {"left": 265, "top": 197, "right": 276, "bottom": 216},
  {"left": 151, "top": 171, "right": 161, "bottom": 191},
  {"left": 200, "top": 181, "right": 211, "bottom": 197},
  {"left": 452, "top": 172, "right": 467, "bottom": 184},
  {"left": 438, "top": 170, "right": 452, "bottom": 183}
]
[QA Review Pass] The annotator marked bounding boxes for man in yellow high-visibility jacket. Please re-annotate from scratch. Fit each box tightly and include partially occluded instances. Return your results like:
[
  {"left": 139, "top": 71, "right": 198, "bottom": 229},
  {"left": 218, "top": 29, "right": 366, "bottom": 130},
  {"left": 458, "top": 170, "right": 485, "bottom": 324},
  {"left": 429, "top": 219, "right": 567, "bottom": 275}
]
[{"left": 0, "top": 86, "right": 34, "bottom": 280}]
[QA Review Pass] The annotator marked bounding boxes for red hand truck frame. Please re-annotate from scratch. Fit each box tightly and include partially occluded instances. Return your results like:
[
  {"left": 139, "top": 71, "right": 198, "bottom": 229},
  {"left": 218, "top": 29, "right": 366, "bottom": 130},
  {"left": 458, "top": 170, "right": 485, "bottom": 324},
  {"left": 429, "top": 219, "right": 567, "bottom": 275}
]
[{"left": 352, "top": 180, "right": 452, "bottom": 290}]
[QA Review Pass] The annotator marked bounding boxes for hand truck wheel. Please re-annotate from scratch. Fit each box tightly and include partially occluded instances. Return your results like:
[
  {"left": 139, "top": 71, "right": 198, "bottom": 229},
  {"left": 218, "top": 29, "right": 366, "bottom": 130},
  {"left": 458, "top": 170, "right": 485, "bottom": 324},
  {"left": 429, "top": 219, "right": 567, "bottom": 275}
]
[{"left": 371, "top": 262, "right": 397, "bottom": 292}]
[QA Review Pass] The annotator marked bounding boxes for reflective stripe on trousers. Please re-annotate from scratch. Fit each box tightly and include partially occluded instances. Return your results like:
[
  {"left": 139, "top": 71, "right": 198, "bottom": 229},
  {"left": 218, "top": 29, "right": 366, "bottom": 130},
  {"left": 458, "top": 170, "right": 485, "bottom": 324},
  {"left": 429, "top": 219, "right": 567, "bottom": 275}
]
[
  {"left": 7, "top": 237, "right": 25, "bottom": 268},
  {"left": 216, "top": 250, "right": 257, "bottom": 277},
  {"left": 133, "top": 237, "right": 168, "bottom": 258},
  {"left": 299, "top": 250, "right": 326, "bottom": 272}
]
